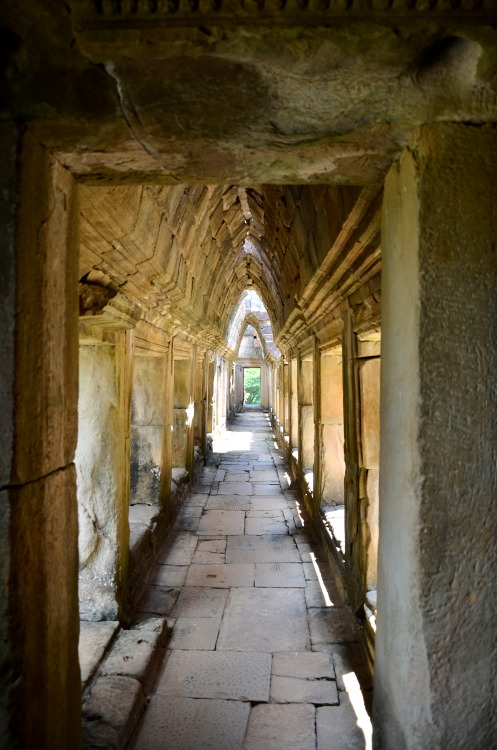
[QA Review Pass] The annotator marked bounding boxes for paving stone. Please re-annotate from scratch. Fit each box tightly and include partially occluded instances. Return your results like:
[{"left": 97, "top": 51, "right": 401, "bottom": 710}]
[
  {"left": 178, "top": 505, "right": 203, "bottom": 518},
  {"left": 308, "top": 608, "right": 359, "bottom": 645},
  {"left": 245, "top": 516, "right": 288, "bottom": 535},
  {"left": 168, "top": 616, "right": 222, "bottom": 650},
  {"left": 99, "top": 629, "right": 161, "bottom": 693},
  {"left": 217, "top": 588, "right": 310, "bottom": 652},
  {"left": 205, "top": 497, "right": 251, "bottom": 511},
  {"left": 174, "top": 515, "right": 200, "bottom": 532},
  {"left": 249, "top": 497, "right": 289, "bottom": 510},
  {"left": 157, "top": 650, "right": 271, "bottom": 701},
  {"left": 272, "top": 652, "right": 335, "bottom": 679},
  {"left": 226, "top": 535, "right": 300, "bottom": 564},
  {"left": 131, "top": 696, "right": 250, "bottom": 750},
  {"left": 270, "top": 675, "right": 339, "bottom": 705},
  {"left": 79, "top": 621, "right": 120, "bottom": 688},
  {"left": 243, "top": 704, "right": 316, "bottom": 750},
  {"left": 197, "top": 538, "right": 227, "bottom": 553},
  {"left": 250, "top": 469, "right": 279, "bottom": 480},
  {"left": 317, "top": 700, "right": 371, "bottom": 749},
  {"left": 303, "top": 561, "right": 319, "bottom": 580},
  {"left": 305, "top": 580, "right": 341, "bottom": 608},
  {"left": 254, "top": 562, "right": 306, "bottom": 588},
  {"left": 136, "top": 585, "right": 180, "bottom": 615},
  {"left": 148, "top": 564, "right": 187, "bottom": 587},
  {"left": 191, "top": 549, "right": 226, "bottom": 564},
  {"left": 155, "top": 532, "right": 197, "bottom": 565},
  {"left": 224, "top": 472, "right": 250, "bottom": 482},
  {"left": 217, "top": 482, "right": 253, "bottom": 495},
  {"left": 185, "top": 563, "right": 255, "bottom": 588},
  {"left": 188, "top": 493, "right": 209, "bottom": 505},
  {"left": 197, "top": 510, "right": 245, "bottom": 535},
  {"left": 252, "top": 483, "right": 283, "bottom": 495},
  {"left": 214, "top": 469, "right": 226, "bottom": 481},
  {"left": 171, "top": 587, "right": 229, "bottom": 618},
  {"left": 247, "top": 509, "right": 284, "bottom": 518}
]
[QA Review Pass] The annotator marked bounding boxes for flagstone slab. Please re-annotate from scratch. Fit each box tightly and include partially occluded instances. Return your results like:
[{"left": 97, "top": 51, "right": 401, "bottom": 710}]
[
  {"left": 226, "top": 535, "right": 300, "bottom": 564},
  {"left": 224, "top": 473, "right": 250, "bottom": 482},
  {"left": 245, "top": 517, "right": 288, "bottom": 535},
  {"left": 155, "top": 533, "right": 197, "bottom": 566},
  {"left": 217, "top": 482, "right": 254, "bottom": 496},
  {"left": 185, "top": 563, "right": 255, "bottom": 588},
  {"left": 243, "top": 704, "right": 316, "bottom": 750},
  {"left": 317, "top": 701, "right": 370, "bottom": 750},
  {"left": 271, "top": 652, "right": 335, "bottom": 680},
  {"left": 252, "top": 484, "right": 283, "bottom": 495},
  {"left": 249, "top": 497, "right": 290, "bottom": 511},
  {"left": 168, "top": 616, "right": 222, "bottom": 650},
  {"left": 308, "top": 608, "right": 360, "bottom": 645},
  {"left": 136, "top": 585, "right": 180, "bottom": 616},
  {"left": 217, "top": 588, "right": 310, "bottom": 652},
  {"left": 148, "top": 565, "right": 187, "bottom": 588},
  {"left": 205, "top": 497, "right": 251, "bottom": 511},
  {"left": 197, "top": 510, "right": 245, "bottom": 535},
  {"left": 157, "top": 650, "right": 271, "bottom": 701},
  {"left": 254, "top": 563, "right": 306, "bottom": 588},
  {"left": 170, "top": 587, "right": 229, "bottom": 618},
  {"left": 131, "top": 696, "right": 250, "bottom": 750},
  {"left": 270, "top": 675, "right": 339, "bottom": 705}
]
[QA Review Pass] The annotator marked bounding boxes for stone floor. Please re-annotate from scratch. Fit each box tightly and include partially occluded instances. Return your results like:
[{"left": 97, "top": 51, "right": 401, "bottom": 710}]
[{"left": 129, "top": 410, "right": 372, "bottom": 750}]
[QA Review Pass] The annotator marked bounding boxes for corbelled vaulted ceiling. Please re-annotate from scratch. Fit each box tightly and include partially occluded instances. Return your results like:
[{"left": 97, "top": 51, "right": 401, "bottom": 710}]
[{"left": 79, "top": 182, "right": 381, "bottom": 352}]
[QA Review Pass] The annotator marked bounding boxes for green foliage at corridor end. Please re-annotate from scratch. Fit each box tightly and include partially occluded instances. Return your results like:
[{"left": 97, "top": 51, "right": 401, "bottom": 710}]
[{"left": 244, "top": 368, "right": 261, "bottom": 405}]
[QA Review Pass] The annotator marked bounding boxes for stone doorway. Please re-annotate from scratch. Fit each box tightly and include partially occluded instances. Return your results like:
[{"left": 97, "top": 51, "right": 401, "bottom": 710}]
[{"left": 243, "top": 367, "right": 261, "bottom": 407}]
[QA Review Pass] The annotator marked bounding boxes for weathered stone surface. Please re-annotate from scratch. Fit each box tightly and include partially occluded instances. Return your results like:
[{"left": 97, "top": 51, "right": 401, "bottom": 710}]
[
  {"left": 171, "top": 587, "right": 229, "bottom": 619},
  {"left": 243, "top": 704, "right": 316, "bottom": 750},
  {"left": 226, "top": 535, "right": 300, "bottom": 564},
  {"left": 185, "top": 564, "right": 255, "bottom": 588},
  {"left": 99, "top": 629, "right": 162, "bottom": 693},
  {"left": 197, "top": 510, "right": 245, "bottom": 536},
  {"left": 155, "top": 533, "right": 197, "bottom": 566},
  {"left": 205, "top": 497, "right": 251, "bottom": 511},
  {"left": 168, "top": 616, "right": 222, "bottom": 650},
  {"left": 270, "top": 675, "right": 339, "bottom": 705},
  {"left": 136, "top": 585, "right": 179, "bottom": 616},
  {"left": 83, "top": 675, "right": 145, "bottom": 749},
  {"left": 79, "top": 621, "right": 120, "bottom": 688},
  {"left": 308, "top": 609, "right": 359, "bottom": 645},
  {"left": 245, "top": 516, "right": 288, "bottom": 535},
  {"left": 254, "top": 563, "right": 305, "bottom": 588},
  {"left": 217, "top": 588, "right": 310, "bottom": 652},
  {"left": 272, "top": 652, "right": 331, "bottom": 678},
  {"left": 148, "top": 564, "right": 187, "bottom": 588},
  {"left": 157, "top": 650, "right": 271, "bottom": 701},
  {"left": 317, "top": 699, "right": 371, "bottom": 750},
  {"left": 216, "top": 482, "right": 253, "bottom": 496},
  {"left": 131, "top": 696, "right": 250, "bottom": 750}
]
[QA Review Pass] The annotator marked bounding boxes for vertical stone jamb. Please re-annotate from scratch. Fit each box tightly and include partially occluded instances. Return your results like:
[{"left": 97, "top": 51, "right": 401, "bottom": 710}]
[
  {"left": 313, "top": 335, "right": 322, "bottom": 515},
  {"left": 374, "top": 124, "right": 497, "bottom": 750},
  {"left": 0, "top": 127, "right": 82, "bottom": 749}
]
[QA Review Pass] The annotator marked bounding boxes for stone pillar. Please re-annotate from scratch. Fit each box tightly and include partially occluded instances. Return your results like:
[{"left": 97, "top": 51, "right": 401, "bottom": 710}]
[
  {"left": 374, "top": 124, "right": 497, "bottom": 750},
  {"left": 172, "top": 347, "right": 195, "bottom": 469},
  {"left": 0, "top": 127, "right": 81, "bottom": 748},
  {"left": 206, "top": 356, "right": 215, "bottom": 433},
  {"left": 319, "top": 348, "right": 345, "bottom": 505},
  {"left": 194, "top": 350, "right": 205, "bottom": 451},
  {"left": 357, "top": 335, "right": 381, "bottom": 592},
  {"left": 130, "top": 354, "right": 167, "bottom": 507},
  {"left": 76, "top": 327, "right": 134, "bottom": 621},
  {"left": 298, "top": 352, "right": 314, "bottom": 473},
  {"left": 283, "top": 359, "right": 290, "bottom": 433},
  {"left": 312, "top": 336, "right": 322, "bottom": 513},
  {"left": 290, "top": 356, "right": 299, "bottom": 451}
]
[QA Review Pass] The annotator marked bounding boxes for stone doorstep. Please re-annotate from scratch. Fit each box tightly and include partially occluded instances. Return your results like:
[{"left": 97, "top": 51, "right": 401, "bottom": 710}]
[{"left": 82, "top": 618, "right": 169, "bottom": 750}]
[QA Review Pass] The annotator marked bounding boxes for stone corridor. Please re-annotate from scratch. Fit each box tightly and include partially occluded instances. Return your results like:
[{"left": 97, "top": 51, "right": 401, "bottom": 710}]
[{"left": 128, "top": 409, "right": 371, "bottom": 749}]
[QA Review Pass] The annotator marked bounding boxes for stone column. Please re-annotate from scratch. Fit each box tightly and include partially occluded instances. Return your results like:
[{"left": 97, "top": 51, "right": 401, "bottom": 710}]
[
  {"left": 290, "top": 356, "right": 299, "bottom": 453},
  {"left": 374, "top": 124, "right": 497, "bottom": 750},
  {"left": 206, "top": 356, "right": 215, "bottom": 433},
  {"left": 283, "top": 358, "right": 290, "bottom": 433},
  {"left": 172, "top": 346, "right": 195, "bottom": 469},
  {"left": 76, "top": 326, "right": 134, "bottom": 622},
  {"left": 298, "top": 352, "right": 315, "bottom": 474},
  {"left": 0, "top": 127, "right": 81, "bottom": 748},
  {"left": 130, "top": 354, "right": 167, "bottom": 507},
  {"left": 319, "top": 348, "right": 345, "bottom": 506}
]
